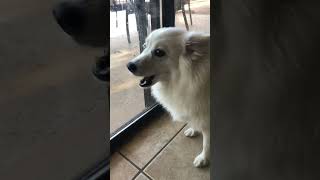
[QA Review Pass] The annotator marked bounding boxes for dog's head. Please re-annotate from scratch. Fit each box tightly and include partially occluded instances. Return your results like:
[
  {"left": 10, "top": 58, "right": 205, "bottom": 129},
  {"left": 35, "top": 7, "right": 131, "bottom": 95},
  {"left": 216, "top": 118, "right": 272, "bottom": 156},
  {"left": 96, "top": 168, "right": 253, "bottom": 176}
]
[
  {"left": 127, "top": 27, "right": 210, "bottom": 88},
  {"left": 52, "top": 0, "right": 107, "bottom": 47}
]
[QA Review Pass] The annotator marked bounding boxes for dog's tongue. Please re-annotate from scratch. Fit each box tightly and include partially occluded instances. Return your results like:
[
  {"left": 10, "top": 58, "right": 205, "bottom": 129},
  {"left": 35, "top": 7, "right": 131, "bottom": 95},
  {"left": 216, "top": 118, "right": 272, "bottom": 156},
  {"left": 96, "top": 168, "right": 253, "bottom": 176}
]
[{"left": 140, "top": 76, "right": 155, "bottom": 87}]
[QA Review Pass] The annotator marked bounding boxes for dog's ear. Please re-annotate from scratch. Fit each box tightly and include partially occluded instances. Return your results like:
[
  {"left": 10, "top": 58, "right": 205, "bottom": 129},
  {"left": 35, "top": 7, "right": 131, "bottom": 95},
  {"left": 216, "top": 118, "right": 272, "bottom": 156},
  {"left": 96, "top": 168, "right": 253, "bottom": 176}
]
[{"left": 185, "top": 32, "right": 210, "bottom": 60}]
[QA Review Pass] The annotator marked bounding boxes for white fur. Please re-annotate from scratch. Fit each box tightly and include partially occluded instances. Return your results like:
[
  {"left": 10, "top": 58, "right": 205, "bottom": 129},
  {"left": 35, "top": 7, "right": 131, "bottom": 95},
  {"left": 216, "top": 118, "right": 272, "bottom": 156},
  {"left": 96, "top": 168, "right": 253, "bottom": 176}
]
[{"left": 129, "top": 27, "right": 210, "bottom": 167}]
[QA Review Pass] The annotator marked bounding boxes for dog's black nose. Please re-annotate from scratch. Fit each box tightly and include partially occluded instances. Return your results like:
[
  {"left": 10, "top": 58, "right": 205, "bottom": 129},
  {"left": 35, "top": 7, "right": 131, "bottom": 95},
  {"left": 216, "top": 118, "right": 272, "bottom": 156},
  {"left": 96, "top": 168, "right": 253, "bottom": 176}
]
[
  {"left": 52, "top": 2, "right": 85, "bottom": 36},
  {"left": 127, "top": 62, "right": 137, "bottom": 73}
]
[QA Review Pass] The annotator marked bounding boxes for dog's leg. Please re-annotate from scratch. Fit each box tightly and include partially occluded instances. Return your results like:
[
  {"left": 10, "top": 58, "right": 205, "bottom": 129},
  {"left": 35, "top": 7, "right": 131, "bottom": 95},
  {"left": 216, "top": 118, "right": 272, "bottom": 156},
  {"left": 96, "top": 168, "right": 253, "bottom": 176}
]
[
  {"left": 193, "top": 129, "right": 210, "bottom": 167},
  {"left": 184, "top": 127, "right": 199, "bottom": 137}
]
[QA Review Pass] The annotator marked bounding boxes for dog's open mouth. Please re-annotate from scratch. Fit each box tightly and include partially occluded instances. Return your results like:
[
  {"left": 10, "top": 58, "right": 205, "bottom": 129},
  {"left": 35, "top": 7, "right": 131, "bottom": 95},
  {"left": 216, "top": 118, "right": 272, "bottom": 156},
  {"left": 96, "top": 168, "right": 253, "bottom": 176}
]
[{"left": 139, "top": 75, "right": 155, "bottom": 88}]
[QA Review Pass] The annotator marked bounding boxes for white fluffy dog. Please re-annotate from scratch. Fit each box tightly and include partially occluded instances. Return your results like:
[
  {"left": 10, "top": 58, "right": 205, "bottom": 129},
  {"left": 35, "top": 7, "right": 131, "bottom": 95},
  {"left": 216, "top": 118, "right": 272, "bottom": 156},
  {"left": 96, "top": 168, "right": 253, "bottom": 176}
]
[{"left": 127, "top": 27, "right": 210, "bottom": 167}]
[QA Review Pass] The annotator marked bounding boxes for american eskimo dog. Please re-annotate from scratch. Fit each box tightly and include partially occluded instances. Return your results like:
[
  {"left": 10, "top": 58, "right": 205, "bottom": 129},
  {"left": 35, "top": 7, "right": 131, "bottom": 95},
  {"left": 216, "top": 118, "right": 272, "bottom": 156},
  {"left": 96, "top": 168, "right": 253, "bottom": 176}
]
[{"left": 127, "top": 27, "right": 210, "bottom": 167}]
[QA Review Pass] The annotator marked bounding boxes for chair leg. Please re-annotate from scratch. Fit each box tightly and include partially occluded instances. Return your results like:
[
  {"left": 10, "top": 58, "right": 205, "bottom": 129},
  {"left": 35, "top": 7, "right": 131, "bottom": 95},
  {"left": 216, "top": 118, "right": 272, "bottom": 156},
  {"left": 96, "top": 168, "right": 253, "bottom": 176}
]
[
  {"left": 188, "top": 0, "right": 192, "bottom": 25},
  {"left": 181, "top": 0, "right": 189, "bottom": 30},
  {"left": 126, "top": 8, "right": 131, "bottom": 44},
  {"left": 115, "top": 10, "right": 118, "bottom": 28}
]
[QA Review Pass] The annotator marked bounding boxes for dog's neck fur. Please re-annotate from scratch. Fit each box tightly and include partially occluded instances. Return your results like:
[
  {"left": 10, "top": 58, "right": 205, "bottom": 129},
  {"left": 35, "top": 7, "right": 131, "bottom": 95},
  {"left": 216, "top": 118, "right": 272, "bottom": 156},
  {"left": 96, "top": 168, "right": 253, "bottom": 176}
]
[{"left": 151, "top": 54, "right": 210, "bottom": 122}]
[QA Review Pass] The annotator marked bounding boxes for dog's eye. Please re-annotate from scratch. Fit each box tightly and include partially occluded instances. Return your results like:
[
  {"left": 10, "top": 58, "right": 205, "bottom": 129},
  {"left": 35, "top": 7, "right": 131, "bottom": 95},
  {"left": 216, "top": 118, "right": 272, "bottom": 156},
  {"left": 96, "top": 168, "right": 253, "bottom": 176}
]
[
  {"left": 153, "top": 49, "right": 166, "bottom": 57},
  {"left": 142, "top": 43, "right": 147, "bottom": 49}
]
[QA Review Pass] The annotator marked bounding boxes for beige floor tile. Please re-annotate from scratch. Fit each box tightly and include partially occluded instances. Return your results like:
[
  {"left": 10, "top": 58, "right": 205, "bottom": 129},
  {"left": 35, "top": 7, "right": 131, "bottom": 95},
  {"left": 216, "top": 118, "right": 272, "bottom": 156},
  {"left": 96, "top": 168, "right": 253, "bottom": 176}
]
[
  {"left": 119, "top": 113, "right": 185, "bottom": 168},
  {"left": 110, "top": 152, "right": 139, "bottom": 180},
  {"left": 134, "top": 173, "right": 151, "bottom": 180},
  {"left": 144, "top": 127, "right": 210, "bottom": 180}
]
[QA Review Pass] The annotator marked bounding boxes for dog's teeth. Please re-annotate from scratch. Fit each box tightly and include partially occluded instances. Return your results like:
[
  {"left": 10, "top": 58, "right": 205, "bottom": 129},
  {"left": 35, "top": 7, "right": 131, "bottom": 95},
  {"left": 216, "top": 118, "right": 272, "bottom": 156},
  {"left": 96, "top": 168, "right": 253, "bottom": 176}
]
[
  {"left": 139, "top": 76, "right": 155, "bottom": 87},
  {"left": 140, "top": 78, "right": 147, "bottom": 86}
]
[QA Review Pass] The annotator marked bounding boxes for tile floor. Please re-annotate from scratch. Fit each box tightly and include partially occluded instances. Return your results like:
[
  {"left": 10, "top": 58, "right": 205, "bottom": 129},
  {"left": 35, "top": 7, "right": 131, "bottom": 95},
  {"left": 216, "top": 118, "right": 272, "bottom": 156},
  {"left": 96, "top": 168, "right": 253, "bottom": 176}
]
[{"left": 110, "top": 113, "right": 210, "bottom": 180}]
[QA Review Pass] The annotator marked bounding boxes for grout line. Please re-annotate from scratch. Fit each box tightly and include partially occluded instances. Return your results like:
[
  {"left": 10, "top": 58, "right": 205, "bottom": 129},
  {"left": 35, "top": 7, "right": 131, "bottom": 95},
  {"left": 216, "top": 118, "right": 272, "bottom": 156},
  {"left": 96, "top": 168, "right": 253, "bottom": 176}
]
[
  {"left": 131, "top": 172, "right": 140, "bottom": 180},
  {"left": 142, "top": 171, "right": 153, "bottom": 180},
  {"left": 118, "top": 151, "right": 142, "bottom": 171},
  {"left": 140, "top": 123, "right": 187, "bottom": 171},
  {"left": 131, "top": 172, "right": 141, "bottom": 180},
  {"left": 115, "top": 121, "right": 187, "bottom": 180},
  {"left": 117, "top": 151, "right": 143, "bottom": 180},
  {"left": 122, "top": 123, "right": 186, "bottom": 180}
]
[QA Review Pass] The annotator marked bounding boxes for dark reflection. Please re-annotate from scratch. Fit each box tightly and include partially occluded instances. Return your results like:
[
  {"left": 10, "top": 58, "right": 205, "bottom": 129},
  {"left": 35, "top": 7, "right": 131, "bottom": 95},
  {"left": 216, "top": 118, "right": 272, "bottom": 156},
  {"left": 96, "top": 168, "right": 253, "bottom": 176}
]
[
  {"left": 53, "top": 0, "right": 109, "bottom": 83},
  {"left": 53, "top": 0, "right": 108, "bottom": 47},
  {"left": 92, "top": 52, "right": 109, "bottom": 82},
  {"left": 0, "top": 0, "right": 107, "bottom": 179}
]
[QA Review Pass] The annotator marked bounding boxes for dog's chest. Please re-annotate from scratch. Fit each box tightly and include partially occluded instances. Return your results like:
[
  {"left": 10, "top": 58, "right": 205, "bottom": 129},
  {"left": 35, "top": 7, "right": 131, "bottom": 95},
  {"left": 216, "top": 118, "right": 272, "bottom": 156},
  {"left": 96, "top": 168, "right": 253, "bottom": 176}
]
[{"left": 151, "top": 83, "right": 191, "bottom": 121}]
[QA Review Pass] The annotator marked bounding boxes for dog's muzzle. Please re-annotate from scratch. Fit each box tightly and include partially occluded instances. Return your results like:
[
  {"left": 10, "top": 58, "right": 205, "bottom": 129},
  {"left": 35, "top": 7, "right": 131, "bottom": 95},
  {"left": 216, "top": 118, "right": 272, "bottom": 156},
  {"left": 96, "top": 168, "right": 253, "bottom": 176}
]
[{"left": 126, "top": 62, "right": 156, "bottom": 88}]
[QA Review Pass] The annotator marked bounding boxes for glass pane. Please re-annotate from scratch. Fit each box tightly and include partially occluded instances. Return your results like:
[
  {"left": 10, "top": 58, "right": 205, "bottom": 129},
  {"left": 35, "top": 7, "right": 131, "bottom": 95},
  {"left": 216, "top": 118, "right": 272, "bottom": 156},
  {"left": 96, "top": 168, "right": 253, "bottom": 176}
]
[
  {"left": 110, "top": 0, "right": 157, "bottom": 135},
  {"left": 175, "top": 0, "right": 210, "bottom": 33},
  {"left": 0, "top": 0, "right": 107, "bottom": 179}
]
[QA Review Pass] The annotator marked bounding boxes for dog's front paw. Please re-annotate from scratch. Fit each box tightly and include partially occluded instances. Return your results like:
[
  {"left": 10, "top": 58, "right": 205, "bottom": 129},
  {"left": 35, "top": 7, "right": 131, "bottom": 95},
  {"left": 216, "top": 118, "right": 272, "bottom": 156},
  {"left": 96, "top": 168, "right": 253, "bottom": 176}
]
[
  {"left": 184, "top": 128, "right": 198, "bottom": 137},
  {"left": 193, "top": 153, "right": 209, "bottom": 168}
]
